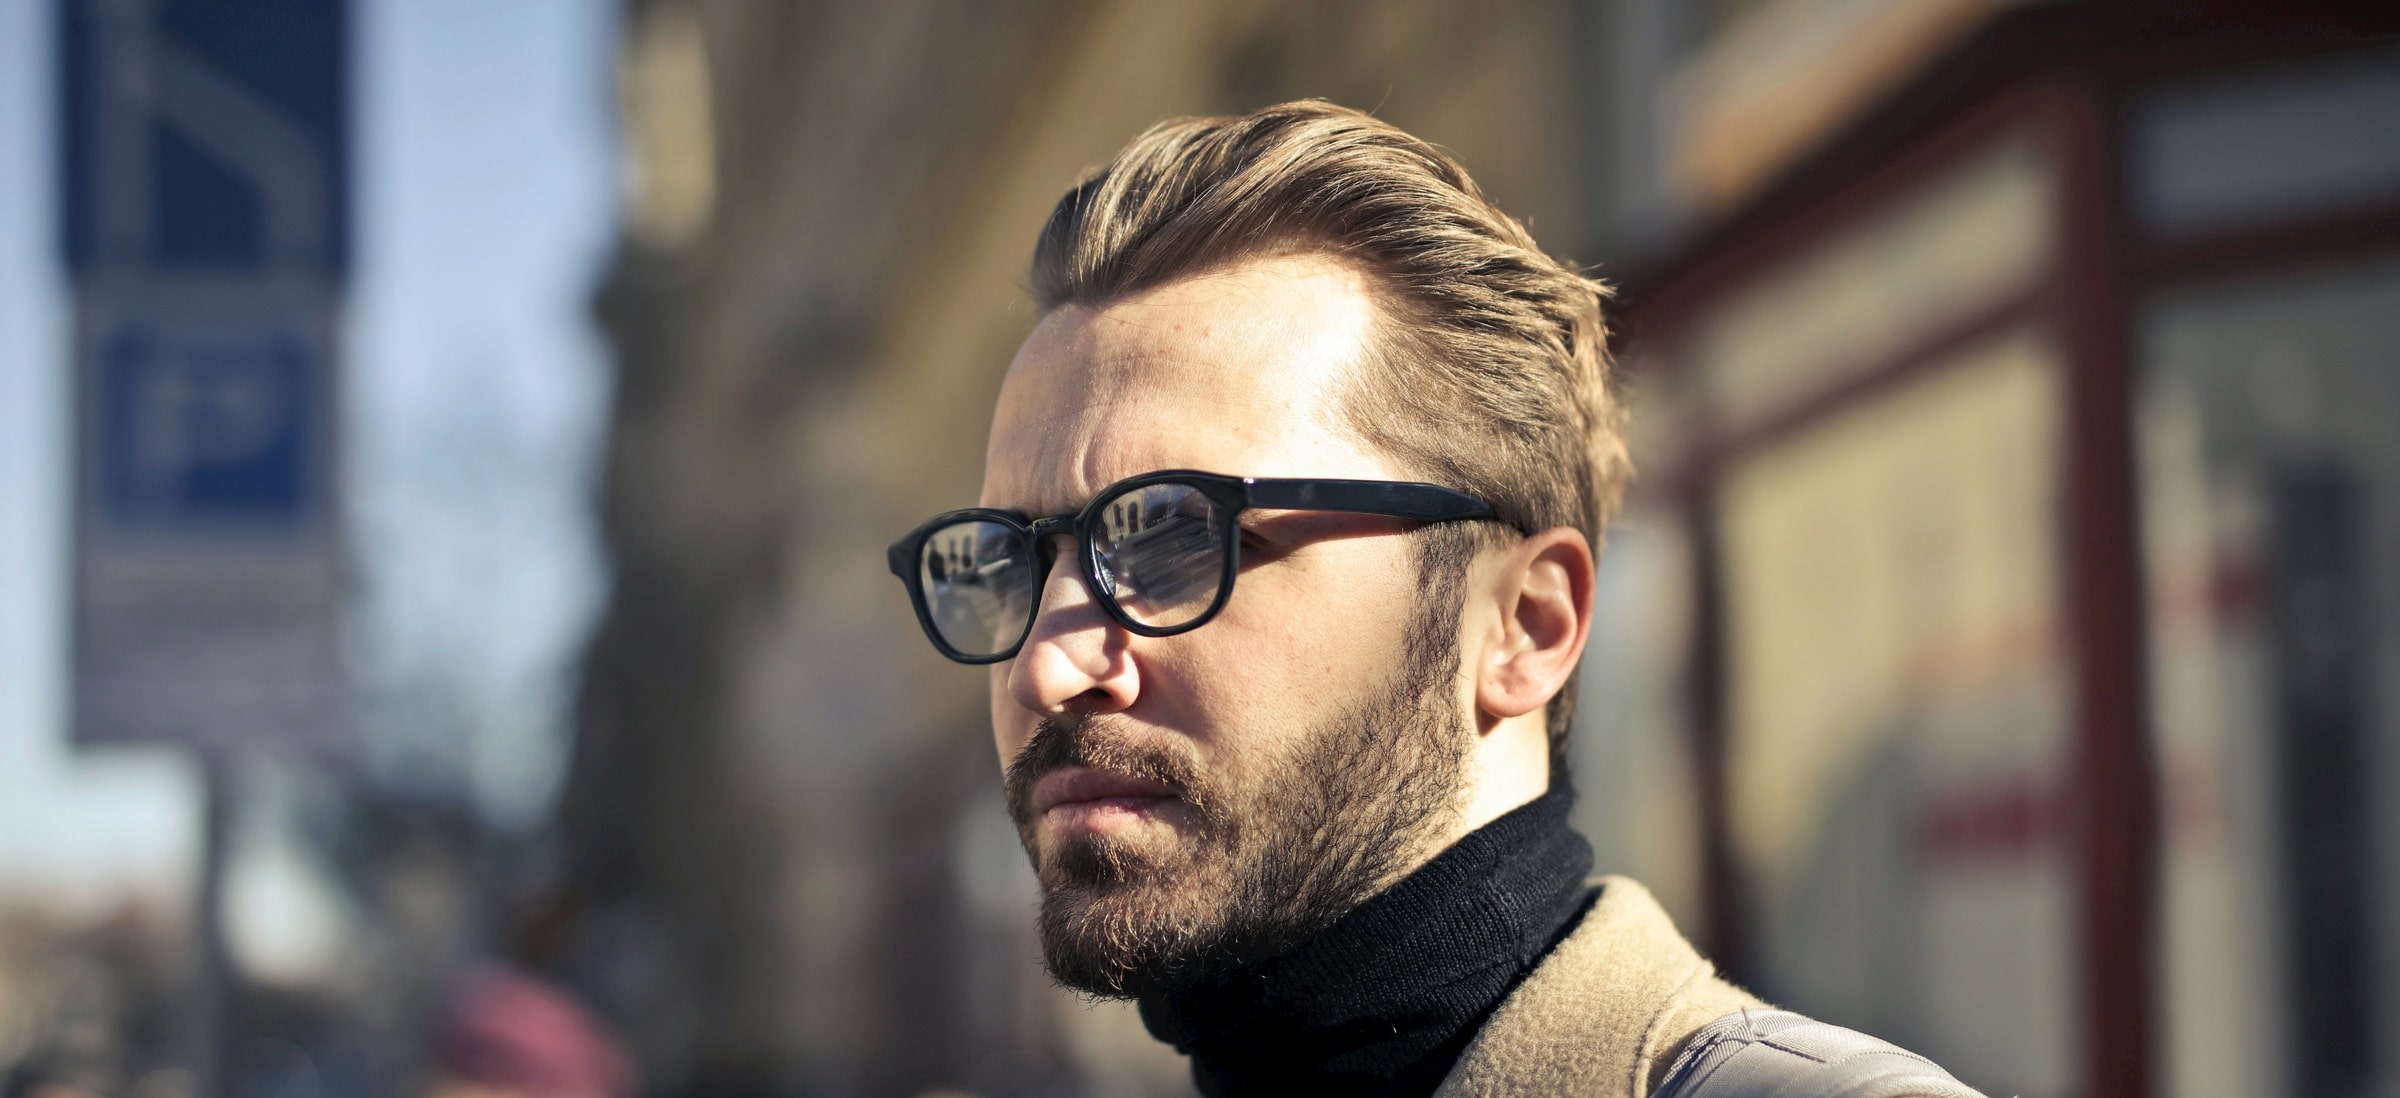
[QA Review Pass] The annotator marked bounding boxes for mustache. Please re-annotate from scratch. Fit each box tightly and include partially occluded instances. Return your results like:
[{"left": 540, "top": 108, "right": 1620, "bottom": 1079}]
[{"left": 1003, "top": 714, "right": 1208, "bottom": 826}]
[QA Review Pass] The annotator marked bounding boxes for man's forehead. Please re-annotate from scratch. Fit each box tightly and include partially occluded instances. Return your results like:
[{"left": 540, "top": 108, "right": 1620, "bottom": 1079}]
[{"left": 980, "top": 255, "right": 1391, "bottom": 511}]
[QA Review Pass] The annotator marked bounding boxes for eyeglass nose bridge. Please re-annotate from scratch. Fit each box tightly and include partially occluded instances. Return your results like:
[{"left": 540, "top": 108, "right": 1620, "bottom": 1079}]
[
  {"left": 1021, "top": 514, "right": 1101, "bottom": 604},
  {"left": 1025, "top": 511, "right": 1147, "bottom": 621}
]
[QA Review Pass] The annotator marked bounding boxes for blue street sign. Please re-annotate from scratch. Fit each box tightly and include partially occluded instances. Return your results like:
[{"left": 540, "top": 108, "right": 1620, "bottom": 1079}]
[
  {"left": 97, "top": 312, "right": 314, "bottom": 528},
  {"left": 59, "top": 9, "right": 352, "bottom": 1089},
  {"left": 60, "top": 0, "right": 350, "bottom": 753},
  {"left": 71, "top": 282, "right": 343, "bottom": 751},
  {"left": 58, "top": 0, "right": 350, "bottom": 277}
]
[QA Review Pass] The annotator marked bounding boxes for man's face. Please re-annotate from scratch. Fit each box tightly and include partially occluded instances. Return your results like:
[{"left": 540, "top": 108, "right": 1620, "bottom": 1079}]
[{"left": 981, "top": 254, "right": 1474, "bottom": 996}]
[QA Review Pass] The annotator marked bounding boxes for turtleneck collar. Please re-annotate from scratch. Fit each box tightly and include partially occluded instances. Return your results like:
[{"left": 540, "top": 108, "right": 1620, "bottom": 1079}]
[{"left": 1136, "top": 782, "right": 1595, "bottom": 1098}]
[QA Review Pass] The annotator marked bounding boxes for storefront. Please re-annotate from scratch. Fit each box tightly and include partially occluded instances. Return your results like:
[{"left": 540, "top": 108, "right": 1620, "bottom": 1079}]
[{"left": 1584, "top": 11, "right": 2400, "bottom": 1096}]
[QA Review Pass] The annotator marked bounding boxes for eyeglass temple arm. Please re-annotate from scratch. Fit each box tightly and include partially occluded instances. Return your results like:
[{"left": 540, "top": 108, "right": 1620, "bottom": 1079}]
[{"left": 1241, "top": 478, "right": 1495, "bottom": 522}]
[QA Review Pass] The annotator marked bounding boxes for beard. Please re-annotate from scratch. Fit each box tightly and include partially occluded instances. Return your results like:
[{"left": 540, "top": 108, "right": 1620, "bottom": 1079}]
[{"left": 1001, "top": 573, "right": 1473, "bottom": 999}]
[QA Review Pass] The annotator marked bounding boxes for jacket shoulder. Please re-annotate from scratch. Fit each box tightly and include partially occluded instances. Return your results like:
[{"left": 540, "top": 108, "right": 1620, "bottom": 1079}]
[
  {"left": 1434, "top": 876, "right": 1766, "bottom": 1098},
  {"left": 1652, "top": 1009, "right": 1989, "bottom": 1098}
]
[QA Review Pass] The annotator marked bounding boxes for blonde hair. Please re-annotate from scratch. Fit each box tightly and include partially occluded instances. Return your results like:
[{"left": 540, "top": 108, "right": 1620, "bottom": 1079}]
[{"left": 1029, "top": 100, "right": 1631, "bottom": 767}]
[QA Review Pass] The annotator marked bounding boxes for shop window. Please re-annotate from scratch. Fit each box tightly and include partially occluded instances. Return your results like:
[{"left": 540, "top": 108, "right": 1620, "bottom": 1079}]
[
  {"left": 1716, "top": 329, "right": 2074, "bottom": 1097},
  {"left": 2139, "top": 257, "right": 2400, "bottom": 1098},
  {"left": 2131, "top": 50, "right": 2400, "bottom": 238}
]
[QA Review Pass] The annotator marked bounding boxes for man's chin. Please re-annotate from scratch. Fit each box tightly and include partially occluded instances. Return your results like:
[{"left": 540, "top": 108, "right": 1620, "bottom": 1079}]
[
  {"left": 1034, "top": 875, "right": 1220, "bottom": 998},
  {"left": 1030, "top": 841, "right": 1235, "bottom": 998}
]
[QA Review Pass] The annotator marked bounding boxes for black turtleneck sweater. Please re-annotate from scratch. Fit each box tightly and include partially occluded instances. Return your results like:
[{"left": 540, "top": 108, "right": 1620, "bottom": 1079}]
[{"left": 1137, "top": 783, "right": 1596, "bottom": 1098}]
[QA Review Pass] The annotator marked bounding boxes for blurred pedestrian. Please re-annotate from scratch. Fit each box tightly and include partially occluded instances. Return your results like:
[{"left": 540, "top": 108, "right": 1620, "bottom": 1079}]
[{"left": 425, "top": 966, "right": 631, "bottom": 1098}]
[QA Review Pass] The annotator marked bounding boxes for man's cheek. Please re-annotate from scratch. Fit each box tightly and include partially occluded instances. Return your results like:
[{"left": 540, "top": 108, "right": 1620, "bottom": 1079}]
[
  {"left": 989, "top": 672, "right": 1027, "bottom": 765},
  {"left": 1204, "top": 625, "right": 1371, "bottom": 698},
  {"left": 1233, "top": 572, "right": 1409, "bottom": 670}
]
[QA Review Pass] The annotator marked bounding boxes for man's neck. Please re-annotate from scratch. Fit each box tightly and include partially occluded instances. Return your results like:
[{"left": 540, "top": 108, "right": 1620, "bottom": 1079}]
[
  {"left": 1451, "top": 711, "right": 1554, "bottom": 840},
  {"left": 1137, "top": 782, "right": 1594, "bottom": 1098}
]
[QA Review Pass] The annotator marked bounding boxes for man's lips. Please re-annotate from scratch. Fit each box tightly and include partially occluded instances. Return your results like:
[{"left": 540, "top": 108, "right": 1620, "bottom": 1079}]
[{"left": 1031, "top": 766, "right": 1177, "bottom": 817}]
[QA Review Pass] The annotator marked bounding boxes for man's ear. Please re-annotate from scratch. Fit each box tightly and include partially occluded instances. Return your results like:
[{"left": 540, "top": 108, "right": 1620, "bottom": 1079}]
[{"left": 1474, "top": 527, "right": 1595, "bottom": 721}]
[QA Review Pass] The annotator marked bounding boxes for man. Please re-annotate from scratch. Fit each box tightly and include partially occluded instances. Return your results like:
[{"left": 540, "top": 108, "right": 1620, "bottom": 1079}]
[{"left": 888, "top": 101, "right": 1985, "bottom": 1097}]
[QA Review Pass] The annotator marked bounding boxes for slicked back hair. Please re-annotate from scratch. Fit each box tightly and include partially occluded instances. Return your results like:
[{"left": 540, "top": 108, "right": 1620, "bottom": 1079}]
[{"left": 1027, "top": 100, "right": 1631, "bottom": 773}]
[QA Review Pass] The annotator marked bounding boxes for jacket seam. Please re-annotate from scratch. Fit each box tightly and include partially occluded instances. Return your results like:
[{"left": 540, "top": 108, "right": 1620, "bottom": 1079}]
[{"left": 1631, "top": 956, "right": 1718, "bottom": 1097}]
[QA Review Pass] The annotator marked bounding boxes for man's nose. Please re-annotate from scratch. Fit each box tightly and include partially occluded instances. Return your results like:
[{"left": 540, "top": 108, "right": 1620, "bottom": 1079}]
[{"left": 1005, "top": 535, "right": 1140, "bottom": 715}]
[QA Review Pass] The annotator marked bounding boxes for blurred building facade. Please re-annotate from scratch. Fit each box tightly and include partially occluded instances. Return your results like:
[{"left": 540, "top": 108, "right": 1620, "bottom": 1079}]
[
  {"left": 1605, "top": 3, "right": 2400, "bottom": 1098},
  {"left": 570, "top": 1, "right": 2400, "bottom": 1097}
]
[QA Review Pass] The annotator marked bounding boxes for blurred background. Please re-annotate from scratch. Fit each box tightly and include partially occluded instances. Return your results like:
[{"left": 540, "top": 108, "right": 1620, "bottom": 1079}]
[{"left": 2, "top": 0, "right": 2395, "bottom": 1096}]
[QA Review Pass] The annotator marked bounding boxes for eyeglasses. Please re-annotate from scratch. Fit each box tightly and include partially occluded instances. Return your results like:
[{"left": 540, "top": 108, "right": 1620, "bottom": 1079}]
[{"left": 887, "top": 469, "right": 1498, "bottom": 664}]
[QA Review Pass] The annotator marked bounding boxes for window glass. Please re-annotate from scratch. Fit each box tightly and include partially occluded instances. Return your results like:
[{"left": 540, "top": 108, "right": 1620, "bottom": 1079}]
[
  {"left": 1716, "top": 330, "right": 2073, "bottom": 1097},
  {"left": 2139, "top": 257, "right": 2400, "bottom": 1098},
  {"left": 2131, "top": 49, "right": 2400, "bottom": 237}
]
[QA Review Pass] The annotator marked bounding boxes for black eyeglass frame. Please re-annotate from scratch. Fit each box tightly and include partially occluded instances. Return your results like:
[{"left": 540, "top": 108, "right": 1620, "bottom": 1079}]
[{"left": 886, "top": 469, "right": 1499, "bottom": 664}]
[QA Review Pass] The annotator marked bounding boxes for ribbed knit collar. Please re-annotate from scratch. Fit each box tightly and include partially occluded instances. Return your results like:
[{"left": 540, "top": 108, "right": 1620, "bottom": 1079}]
[{"left": 1137, "top": 783, "right": 1595, "bottom": 1098}]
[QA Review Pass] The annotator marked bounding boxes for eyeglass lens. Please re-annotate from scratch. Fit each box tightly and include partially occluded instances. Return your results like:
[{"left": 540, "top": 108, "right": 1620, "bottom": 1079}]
[
  {"left": 916, "top": 481, "right": 1229, "bottom": 656},
  {"left": 918, "top": 519, "right": 1038, "bottom": 658},
  {"left": 1092, "top": 482, "right": 1224, "bottom": 629}
]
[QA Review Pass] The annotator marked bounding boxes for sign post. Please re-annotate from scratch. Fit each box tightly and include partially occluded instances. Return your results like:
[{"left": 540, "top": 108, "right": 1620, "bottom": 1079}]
[{"left": 57, "top": 1, "right": 349, "bottom": 1092}]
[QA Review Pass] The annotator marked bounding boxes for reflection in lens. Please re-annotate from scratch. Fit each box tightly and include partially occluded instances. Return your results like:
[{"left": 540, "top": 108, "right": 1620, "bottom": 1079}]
[
  {"left": 920, "top": 520, "right": 1035, "bottom": 656},
  {"left": 1094, "top": 483, "right": 1224, "bottom": 628}
]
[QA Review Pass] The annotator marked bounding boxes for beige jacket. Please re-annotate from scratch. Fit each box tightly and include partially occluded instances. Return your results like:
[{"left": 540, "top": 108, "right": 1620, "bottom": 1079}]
[{"left": 1436, "top": 876, "right": 1766, "bottom": 1098}]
